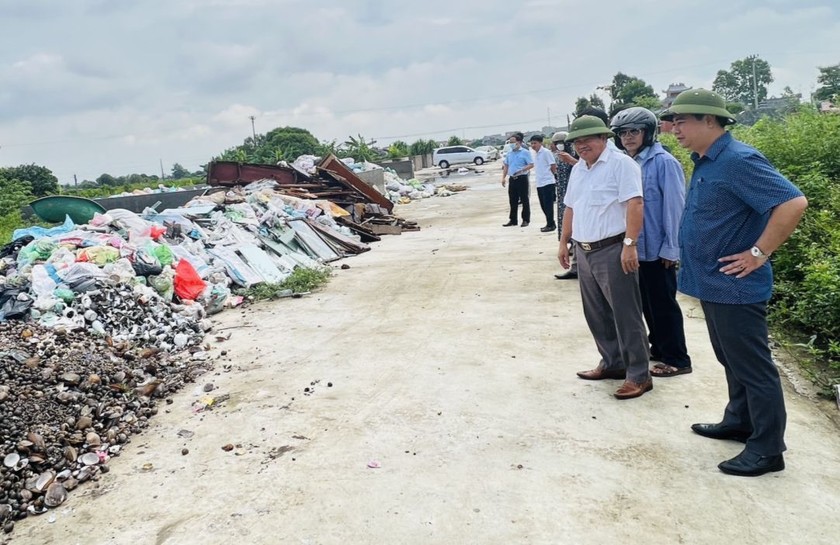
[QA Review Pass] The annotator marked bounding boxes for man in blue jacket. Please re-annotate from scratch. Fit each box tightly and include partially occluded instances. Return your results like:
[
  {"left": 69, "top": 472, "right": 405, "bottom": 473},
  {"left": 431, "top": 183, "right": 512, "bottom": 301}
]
[{"left": 611, "top": 107, "right": 692, "bottom": 377}]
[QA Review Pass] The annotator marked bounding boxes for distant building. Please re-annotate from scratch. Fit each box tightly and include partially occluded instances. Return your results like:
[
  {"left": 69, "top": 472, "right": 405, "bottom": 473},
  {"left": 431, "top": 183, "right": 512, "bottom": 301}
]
[
  {"left": 662, "top": 83, "right": 690, "bottom": 108},
  {"left": 818, "top": 100, "right": 840, "bottom": 113}
]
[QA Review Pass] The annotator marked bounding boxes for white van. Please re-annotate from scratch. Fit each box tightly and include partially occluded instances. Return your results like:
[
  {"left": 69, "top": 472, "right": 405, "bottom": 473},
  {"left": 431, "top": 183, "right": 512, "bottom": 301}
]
[{"left": 432, "top": 146, "right": 490, "bottom": 169}]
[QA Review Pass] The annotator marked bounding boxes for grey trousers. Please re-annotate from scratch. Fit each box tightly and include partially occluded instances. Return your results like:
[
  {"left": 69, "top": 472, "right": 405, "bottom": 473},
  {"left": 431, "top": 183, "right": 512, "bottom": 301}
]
[
  {"left": 577, "top": 242, "right": 650, "bottom": 383},
  {"left": 701, "top": 301, "right": 787, "bottom": 456}
]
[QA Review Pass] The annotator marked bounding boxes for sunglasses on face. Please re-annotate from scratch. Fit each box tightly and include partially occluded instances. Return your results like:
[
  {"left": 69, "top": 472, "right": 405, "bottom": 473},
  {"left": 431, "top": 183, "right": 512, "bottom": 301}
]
[{"left": 617, "top": 128, "right": 643, "bottom": 138}]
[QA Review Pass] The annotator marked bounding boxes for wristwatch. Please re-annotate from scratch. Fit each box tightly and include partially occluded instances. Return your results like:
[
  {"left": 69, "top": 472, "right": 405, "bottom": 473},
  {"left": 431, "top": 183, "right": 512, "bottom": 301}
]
[
  {"left": 750, "top": 245, "right": 770, "bottom": 259},
  {"left": 623, "top": 237, "right": 637, "bottom": 247}
]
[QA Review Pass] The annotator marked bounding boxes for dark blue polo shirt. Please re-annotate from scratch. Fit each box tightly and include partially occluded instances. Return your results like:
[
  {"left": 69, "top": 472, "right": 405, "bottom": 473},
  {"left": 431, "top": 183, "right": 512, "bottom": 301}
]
[{"left": 678, "top": 132, "right": 803, "bottom": 304}]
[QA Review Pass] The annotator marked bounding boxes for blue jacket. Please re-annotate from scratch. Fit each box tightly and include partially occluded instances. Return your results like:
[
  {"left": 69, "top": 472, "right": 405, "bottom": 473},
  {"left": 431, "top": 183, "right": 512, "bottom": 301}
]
[{"left": 635, "top": 142, "right": 685, "bottom": 262}]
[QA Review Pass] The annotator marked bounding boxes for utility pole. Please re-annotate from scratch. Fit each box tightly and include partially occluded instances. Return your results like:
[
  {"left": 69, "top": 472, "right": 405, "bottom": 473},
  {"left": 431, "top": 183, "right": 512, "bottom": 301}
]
[
  {"left": 752, "top": 55, "right": 759, "bottom": 109},
  {"left": 160, "top": 159, "right": 165, "bottom": 180},
  {"left": 73, "top": 174, "right": 78, "bottom": 187},
  {"left": 249, "top": 115, "right": 257, "bottom": 140}
]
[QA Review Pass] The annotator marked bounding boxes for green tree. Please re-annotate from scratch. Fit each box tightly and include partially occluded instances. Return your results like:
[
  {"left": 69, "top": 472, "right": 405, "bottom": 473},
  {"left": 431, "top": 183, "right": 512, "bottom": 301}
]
[
  {"left": 447, "top": 135, "right": 464, "bottom": 146},
  {"left": 0, "top": 175, "right": 34, "bottom": 216},
  {"left": 814, "top": 63, "right": 840, "bottom": 102},
  {"left": 0, "top": 164, "right": 58, "bottom": 197},
  {"left": 574, "top": 93, "right": 606, "bottom": 116},
  {"left": 342, "top": 134, "right": 380, "bottom": 162},
  {"left": 409, "top": 139, "right": 436, "bottom": 156},
  {"left": 214, "top": 126, "right": 321, "bottom": 164},
  {"left": 604, "top": 73, "right": 657, "bottom": 115},
  {"left": 171, "top": 163, "right": 190, "bottom": 179},
  {"left": 387, "top": 140, "right": 409, "bottom": 159},
  {"left": 260, "top": 126, "right": 320, "bottom": 163},
  {"left": 712, "top": 55, "right": 773, "bottom": 107},
  {"left": 96, "top": 173, "right": 118, "bottom": 186}
]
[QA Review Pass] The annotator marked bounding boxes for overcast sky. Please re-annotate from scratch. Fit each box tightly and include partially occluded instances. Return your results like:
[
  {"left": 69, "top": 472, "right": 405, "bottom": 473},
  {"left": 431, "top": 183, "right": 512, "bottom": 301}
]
[{"left": 1, "top": 0, "right": 838, "bottom": 183}]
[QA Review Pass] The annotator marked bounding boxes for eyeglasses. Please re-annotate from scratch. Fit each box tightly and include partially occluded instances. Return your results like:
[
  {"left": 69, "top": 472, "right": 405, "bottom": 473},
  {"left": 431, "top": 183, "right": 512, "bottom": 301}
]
[{"left": 617, "top": 128, "right": 643, "bottom": 138}]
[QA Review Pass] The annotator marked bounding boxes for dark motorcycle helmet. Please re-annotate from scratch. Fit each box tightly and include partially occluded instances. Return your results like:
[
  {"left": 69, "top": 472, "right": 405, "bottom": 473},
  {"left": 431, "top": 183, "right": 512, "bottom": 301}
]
[{"left": 610, "top": 106, "right": 657, "bottom": 152}]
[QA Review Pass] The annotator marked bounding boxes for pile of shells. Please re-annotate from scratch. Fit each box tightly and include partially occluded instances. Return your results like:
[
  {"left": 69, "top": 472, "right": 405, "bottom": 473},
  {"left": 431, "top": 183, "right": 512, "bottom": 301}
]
[
  {"left": 43, "top": 282, "right": 209, "bottom": 351},
  {"left": 0, "top": 321, "right": 215, "bottom": 533}
]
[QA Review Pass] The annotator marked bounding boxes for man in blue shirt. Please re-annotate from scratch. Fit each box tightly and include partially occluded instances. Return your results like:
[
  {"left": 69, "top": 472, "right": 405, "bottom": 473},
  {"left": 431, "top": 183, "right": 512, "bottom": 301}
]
[
  {"left": 660, "top": 89, "right": 808, "bottom": 477},
  {"left": 501, "top": 132, "right": 534, "bottom": 227},
  {"left": 611, "top": 107, "right": 692, "bottom": 376}
]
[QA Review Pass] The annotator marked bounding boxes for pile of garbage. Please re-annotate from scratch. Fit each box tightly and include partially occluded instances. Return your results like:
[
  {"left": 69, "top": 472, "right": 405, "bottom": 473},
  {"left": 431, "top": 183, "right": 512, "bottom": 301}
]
[
  {"left": 0, "top": 177, "right": 405, "bottom": 533},
  {"left": 1, "top": 181, "right": 383, "bottom": 338},
  {"left": 110, "top": 184, "right": 206, "bottom": 198},
  {"left": 0, "top": 163, "right": 425, "bottom": 533},
  {"left": 0, "top": 320, "right": 214, "bottom": 532}
]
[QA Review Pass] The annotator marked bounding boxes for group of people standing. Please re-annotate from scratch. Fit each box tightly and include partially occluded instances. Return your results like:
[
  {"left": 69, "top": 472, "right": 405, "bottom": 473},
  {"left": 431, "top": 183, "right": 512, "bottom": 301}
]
[{"left": 500, "top": 88, "right": 808, "bottom": 477}]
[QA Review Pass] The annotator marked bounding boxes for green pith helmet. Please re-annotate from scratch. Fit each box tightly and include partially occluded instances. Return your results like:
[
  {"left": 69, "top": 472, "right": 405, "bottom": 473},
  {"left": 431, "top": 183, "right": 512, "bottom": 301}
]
[
  {"left": 565, "top": 115, "right": 615, "bottom": 142},
  {"left": 659, "top": 88, "right": 737, "bottom": 125}
]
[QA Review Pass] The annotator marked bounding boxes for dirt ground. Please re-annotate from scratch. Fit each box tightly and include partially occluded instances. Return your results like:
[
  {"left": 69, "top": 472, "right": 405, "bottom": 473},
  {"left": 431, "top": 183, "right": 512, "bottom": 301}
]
[{"left": 12, "top": 162, "right": 840, "bottom": 545}]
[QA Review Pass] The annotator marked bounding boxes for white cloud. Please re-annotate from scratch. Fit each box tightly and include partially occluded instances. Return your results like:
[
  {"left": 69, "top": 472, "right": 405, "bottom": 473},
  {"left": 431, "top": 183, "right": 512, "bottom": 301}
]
[{"left": 0, "top": 0, "right": 838, "bottom": 181}]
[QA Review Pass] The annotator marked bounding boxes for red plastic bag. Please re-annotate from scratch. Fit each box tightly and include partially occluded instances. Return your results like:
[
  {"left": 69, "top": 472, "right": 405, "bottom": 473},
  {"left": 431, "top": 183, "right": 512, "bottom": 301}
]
[
  {"left": 148, "top": 225, "right": 167, "bottom": 240},
  {"left": 173, "top": 259, "right": 206, "bottom": 301}
]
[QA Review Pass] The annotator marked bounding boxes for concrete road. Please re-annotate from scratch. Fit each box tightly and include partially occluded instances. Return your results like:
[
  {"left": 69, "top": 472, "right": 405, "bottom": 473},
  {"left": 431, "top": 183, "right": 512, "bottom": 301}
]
[{"left": 15, "top": 163, "right": 840, "bottom": 545}]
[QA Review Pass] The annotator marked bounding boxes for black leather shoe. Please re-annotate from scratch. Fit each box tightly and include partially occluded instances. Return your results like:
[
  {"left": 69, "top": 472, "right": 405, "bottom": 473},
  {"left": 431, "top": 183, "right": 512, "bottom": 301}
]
[
  {"left": 521, "top": 221, "right": 530, "bottom": 227},
  {"left": 540, "top": 225, "right": 556, "bottom": 232},
  {"left": 502, "top": 221, "right": 517, "bottom": 227},
  {"left": 554, "top": 270, "right": 578, "bottom": 280},
  {"left": 691, "top": 422, "right": 751, "bottom": 443},
  {"left": 718, "top": 450, "right": 785, "bottom": 477}
]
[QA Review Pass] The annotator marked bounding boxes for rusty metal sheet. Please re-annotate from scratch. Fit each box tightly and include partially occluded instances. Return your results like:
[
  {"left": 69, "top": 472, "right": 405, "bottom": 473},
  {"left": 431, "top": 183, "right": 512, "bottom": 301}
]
[
  {"left": 318, "top": 154, "right": 394, "bottom": 213},
  {"left": 206, "top": 161, "right": 304, "bottom": 187}
]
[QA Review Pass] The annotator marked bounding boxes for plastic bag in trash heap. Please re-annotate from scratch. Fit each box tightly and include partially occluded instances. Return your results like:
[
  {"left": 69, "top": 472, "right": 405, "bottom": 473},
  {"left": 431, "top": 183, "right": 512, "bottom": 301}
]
[
  {"left": 76, "top": 246, "right": 120, "bottom": 266},
  {"left": 102, "top": 258, "right": 137, "bottom": 285},
  {"left": 173, "top": 259, "right": 206, "bottom": 301},
  {"left": 58, "top": 262, "right": 107, "bottom": 287},
  {"left": 201, "top": 283, "right": 230, "bottom": 316},
  {"left": 17, "top": 239, "right": 58, "bottom": 268},
  {"left": 109, "top": 209, "right": 154, "bottom": 237},
  {"left": 30, "top": 264, "right": 60, "bottom": 311},
  {"left": 89, "top": 212, "right": 114, "bottom": 228},
  {"left": 149, "top": 267, "right": 175, "bottom": 301},
  {"left": 292, "top": 155, "right": 318, "bottom": 174},
  {"left": 12, "top": 215, "right": 75, "bottom": 242}
]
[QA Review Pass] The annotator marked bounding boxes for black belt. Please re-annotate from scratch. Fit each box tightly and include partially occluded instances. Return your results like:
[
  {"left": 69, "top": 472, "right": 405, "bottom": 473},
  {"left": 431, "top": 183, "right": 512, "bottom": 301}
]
[{"left": 575, "top": 233, "right": 625, "bottom": 252}]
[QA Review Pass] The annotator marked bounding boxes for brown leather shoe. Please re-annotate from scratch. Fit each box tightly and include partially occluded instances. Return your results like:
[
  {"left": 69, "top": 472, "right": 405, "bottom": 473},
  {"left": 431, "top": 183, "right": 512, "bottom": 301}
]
[
  {"left": 614, "top": 379, "right": 653, "bottom": 400},
  {"left": 576, "top": 365, "right": 626, "bottom": 380}
]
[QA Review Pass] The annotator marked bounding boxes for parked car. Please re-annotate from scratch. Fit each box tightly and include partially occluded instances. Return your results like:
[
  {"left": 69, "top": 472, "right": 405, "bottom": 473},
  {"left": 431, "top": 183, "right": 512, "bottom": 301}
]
[
  {"left": 432, "top": 146, "right": 490, "bottom": 169},
  {"left": 474, "top": 145, "right": 500, "bottom": 160}
]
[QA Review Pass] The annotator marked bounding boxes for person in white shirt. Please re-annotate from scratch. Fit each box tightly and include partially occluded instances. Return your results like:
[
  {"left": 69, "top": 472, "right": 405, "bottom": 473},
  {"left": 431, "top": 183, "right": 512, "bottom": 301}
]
[
  {"left": 529, "top": 135, "right": 558, "bottom": 232},
  {"left": 558, "top": 115, "right": 652, "bottom": 400}
]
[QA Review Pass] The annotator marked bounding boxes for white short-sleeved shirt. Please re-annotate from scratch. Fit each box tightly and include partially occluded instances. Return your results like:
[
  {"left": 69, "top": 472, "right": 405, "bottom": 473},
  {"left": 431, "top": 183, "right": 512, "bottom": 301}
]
[
  {"left": 531, "top": 147, "right": 557, "bottom": 188},
  {"left": 563, "top": 147, "right": 643, "bottom": 242}
]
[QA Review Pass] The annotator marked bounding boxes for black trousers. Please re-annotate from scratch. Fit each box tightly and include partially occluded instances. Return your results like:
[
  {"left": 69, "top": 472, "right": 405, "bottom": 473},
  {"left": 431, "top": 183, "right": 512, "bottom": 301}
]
[
  {"left": 701, "top": 301, "right": 787, "bottom": 456},
  {"left": 507, "top": 175, "right": 530, "bottom": 224},
  {"left": 638, "top": 260, "right": 691, "bottom": 367},
  {"left": 536, "top": 185, "right": 556, "bottom": 227}
]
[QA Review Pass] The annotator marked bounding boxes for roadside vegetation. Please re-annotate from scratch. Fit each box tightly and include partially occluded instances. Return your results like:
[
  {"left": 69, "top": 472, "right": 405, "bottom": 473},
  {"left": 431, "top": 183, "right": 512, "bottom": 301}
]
[
  {"left": 242, "top": 267, "right": 332, "bottom": 300},
  {"left": 664, "top": 108, "right": 840, "bottom": 395}
]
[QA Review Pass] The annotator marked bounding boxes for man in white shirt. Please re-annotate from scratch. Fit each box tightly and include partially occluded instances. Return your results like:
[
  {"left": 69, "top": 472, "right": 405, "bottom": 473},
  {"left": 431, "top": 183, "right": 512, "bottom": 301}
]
[
  {"left": 558, "top": 115, "right": 652, "bottom": 399},
  {"left": 529, "top": 134, "right": 558, "bottom": 232}
]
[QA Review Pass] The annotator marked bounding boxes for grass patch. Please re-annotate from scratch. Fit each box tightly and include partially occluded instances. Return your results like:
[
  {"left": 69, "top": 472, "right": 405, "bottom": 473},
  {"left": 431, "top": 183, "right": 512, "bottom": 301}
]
[
  {"left": 242, "top": 267, "right": 332, "bottom": 300},
  {"left": 771, "top": 327, "right": 840, "bottom": 400}
]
